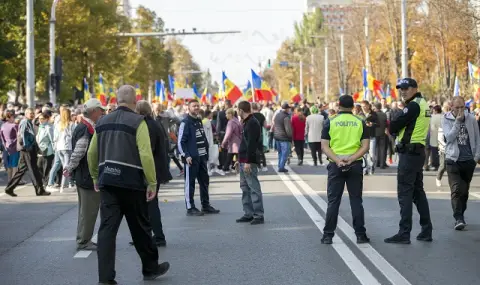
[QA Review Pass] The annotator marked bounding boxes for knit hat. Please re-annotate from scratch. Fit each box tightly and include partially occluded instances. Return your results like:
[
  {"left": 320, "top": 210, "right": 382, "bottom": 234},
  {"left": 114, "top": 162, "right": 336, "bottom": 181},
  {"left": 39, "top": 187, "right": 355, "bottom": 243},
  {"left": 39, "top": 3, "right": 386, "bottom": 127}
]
[{"left": 310, "top": 106, "right": 319, "bottom": 114}]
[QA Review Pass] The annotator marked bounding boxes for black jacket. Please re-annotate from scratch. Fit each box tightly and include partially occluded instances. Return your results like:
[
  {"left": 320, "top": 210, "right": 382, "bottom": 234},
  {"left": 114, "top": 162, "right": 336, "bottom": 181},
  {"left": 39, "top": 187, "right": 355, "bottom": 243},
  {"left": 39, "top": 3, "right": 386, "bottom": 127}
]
[
  {"left": 239, "top": 114, "right": 262, "bottom": 164},
  {"left": 145, "top": 116, "right": 172, "bottom": 184},
  {"left": 71, "top": 122, "right": 94, "bottom": 190}
]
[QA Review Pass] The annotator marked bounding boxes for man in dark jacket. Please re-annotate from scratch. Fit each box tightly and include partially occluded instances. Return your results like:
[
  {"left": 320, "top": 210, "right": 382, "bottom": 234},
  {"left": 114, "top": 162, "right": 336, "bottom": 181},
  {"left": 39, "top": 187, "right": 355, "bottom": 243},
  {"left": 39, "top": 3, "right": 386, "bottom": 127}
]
[
  {"left": 374, "top": 103, "right": 388, "bottom": 168},
  {"left": 64, "top": 98, "right": 105, "bottom": 251},
  {"left": 235, "top": 101, "right": 264, "bottom": 225},
  {"left": 178, "top": 99, "right": 220, "bottom": 216},
  {"left": 136, "top": 100, "right": 172, "bottom": 247},
  {"left": 273, "top": 102, "right": 293, "bottom": 172},
  {"left": 216, "top": 99, "right": 232, "bottom": 169}
]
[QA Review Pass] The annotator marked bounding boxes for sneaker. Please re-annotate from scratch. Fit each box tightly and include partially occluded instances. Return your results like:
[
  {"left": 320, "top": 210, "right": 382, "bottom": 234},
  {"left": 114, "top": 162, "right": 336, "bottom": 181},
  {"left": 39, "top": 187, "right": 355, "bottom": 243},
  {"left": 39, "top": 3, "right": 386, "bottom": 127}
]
[
  {"left": 297, "top": 160, "right": 303, "bottom": 166},
  {"left": 250, "top": 217, "right": 264, "bottom": 225},
  {"left": 36, "top": 191, "right": 51, "bottom": 196},
  {"left": 356, "top": 234, "right": 370, "bottom": 244},
  {"left": 321, "top": 235, "right": 333, "bottom": 244},
  {"left": 262, "top": 167, "right": 268, "bottom": 172},
  {"left": 46, "top": 185, "right": 60, "bottom": 192},
  {"left": 216, "top": 169, "right": 226, "bottom": 176},
  {"left": 454, "top": 220, "right": 466, "bottom": 231},
  {"left": 384, "top": 234, "right": 411, "bottom": 244},
  {"left": 208, "top": 170, "right": 213, "bottom": 176},
  {"left": 77, "top": 241, "right": 97, "bottom": 251},
  {"left": 416, "top": 232, "right": 433, "bottom": 242},
  {"left": 278, "top": 168, "right": 288, "bottom": 173},
  {"left": 236, "top": 216, "right": 254, "bottom": 223},
  {"left": 186, "top": 208, "right": 204, "bottom": 216},
  {"left": 435, "top": 179, "right": 442, "bottom": 187},
  {"left": 202, "top": 205, "right": 220, "bottom": 214},
  {"left": 143, "top": 262, "right": 170, "bottom": 281}
]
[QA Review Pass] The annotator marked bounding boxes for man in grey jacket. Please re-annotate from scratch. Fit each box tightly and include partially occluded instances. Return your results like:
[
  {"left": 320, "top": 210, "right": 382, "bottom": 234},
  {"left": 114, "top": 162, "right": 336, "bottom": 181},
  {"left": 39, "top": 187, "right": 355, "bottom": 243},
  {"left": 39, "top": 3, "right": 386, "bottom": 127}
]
[
  {"left": 273, "top": 102, "right": 293, "bottom": 172},
  {"left": 442, "top": 97, "right": 480, "bottom": 231}
]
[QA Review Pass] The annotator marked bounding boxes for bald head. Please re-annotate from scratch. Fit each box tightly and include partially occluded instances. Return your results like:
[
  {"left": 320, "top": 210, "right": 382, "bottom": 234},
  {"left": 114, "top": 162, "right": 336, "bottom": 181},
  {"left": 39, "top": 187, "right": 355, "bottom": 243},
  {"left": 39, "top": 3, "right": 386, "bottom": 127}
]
[{"left": 117, "top": 85, "right": 136, "bottom": 105}]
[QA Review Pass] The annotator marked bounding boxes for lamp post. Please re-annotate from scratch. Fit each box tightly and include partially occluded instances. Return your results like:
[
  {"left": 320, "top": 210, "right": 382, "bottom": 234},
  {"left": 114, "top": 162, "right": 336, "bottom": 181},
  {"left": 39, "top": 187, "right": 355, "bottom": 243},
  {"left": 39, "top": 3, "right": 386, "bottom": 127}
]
[
  {"left": 49, "top": 0, "right": 60, "bottom": 105},
  {"left": 401, "top": 0, "right": 408, "bottom": 77},
  {"left": 26, "top": 0, "right": 35, "bottom": 107}
]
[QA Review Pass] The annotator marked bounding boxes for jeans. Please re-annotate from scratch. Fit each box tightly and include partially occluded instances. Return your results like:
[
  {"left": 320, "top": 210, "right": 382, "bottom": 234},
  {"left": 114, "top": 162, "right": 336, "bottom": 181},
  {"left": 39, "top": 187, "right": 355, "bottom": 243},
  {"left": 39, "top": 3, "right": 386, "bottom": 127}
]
[
  {"left": 368, "top": 137, "right": 377, "bottom": 169},
  {"left": 58, "top": 150, "right": 72, "bottom": 187},
  {"left": 277, "top": 141, "right": 290, "bottom": 170},
  {"left": 48, "top": 152, "right": 62, "bottom": 185},
  {"left": 240, "top": 163, "right": 264, "bottom": 218}
]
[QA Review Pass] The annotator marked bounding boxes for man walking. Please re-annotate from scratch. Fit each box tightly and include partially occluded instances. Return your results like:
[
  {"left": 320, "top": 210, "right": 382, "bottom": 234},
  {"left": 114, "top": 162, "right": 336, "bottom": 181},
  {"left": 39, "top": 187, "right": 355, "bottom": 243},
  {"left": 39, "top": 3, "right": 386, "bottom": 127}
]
[
  {"left": 4, "top": 108, "right": 50, "bottom": 197},
  {"left": 442, "top": 97, "right": 480, "bottom": 230},
  {"left": 235, "top": 101, "right": 265, "bottom": 225},
  {"left": 178, "top": 99, "right": 220, "bottom": 216},
  {"left": 64, "top": 98, "right": 105, "bottom": 251},
  {"left": 320, "top": 95, "right": 370, "bottom": 244},
  {"left": 88, "top": 85, "right": 169, "bottom": 284},
  {"left": 273, "top": 102, "right": 292, "bottom": 172}
]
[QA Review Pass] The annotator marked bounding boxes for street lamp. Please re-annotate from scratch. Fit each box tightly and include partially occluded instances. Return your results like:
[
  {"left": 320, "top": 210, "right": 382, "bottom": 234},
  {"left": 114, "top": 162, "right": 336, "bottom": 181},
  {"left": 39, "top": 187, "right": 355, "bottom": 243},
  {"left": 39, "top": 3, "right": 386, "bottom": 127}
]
[{"left": 49, "top": 0, "right": 61, "bottom": 105}]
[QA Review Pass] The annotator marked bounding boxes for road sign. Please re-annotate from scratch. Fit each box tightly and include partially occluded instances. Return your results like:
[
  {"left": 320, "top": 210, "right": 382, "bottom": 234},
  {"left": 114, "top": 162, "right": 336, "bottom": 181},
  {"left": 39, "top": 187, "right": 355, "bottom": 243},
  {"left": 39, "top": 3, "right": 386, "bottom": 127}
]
[{"left": 279, "top": 61, "right": 289, "bottom": 67}]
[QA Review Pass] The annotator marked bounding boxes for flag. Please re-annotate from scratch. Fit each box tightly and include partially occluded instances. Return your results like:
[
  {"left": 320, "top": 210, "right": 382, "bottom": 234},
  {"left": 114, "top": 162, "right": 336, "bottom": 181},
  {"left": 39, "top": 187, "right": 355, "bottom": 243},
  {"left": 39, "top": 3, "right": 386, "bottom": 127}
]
[
  {"left": 289, "top": 83, "right": 301, "bottom": 103},
  {"left": 352, "top": 92, "right": 362, "bottom": 102},
  {"left": 201, "top": 87, "right": 208, "bottom": 104},
  {"left": 453, "top": 76, "right": 460, "bottom": 97},
  {"left": 108, "top": 87, "right": 117, "bottom": 104},
  {"left": 211, "top": 93, "right": 219, "bottom": 105},
  {"left": 96, "top": 74, "right": 107, "bottom": 106},
  {"left": 135, "top": 84, "right": 142, "bottom": 101},
  {"left": 168, "top": 75, "right": 176, "bottom": 94},
  {"left": 251, "top": 69, "right": 273, "bottom": 101},
  {"left": 243, "top": 81, "right": 253, "bottom": 101},
  {"left": 192, "top": 83, "right": 200, "bottom": 100},
  {"left": 468, "top": 62, "right": 480, "bottom": 80},
  {"left": 222, "top": 71, "right": 243, "bottom": 104},
  {"left": 83, "top": 78, "right": 90, "bottom": 102},
  {"left": 362, "top": 68, "right": 368, "bottom": 100},
  {"left": 367, "top": 73, "right": 383, "bottom": 101}
]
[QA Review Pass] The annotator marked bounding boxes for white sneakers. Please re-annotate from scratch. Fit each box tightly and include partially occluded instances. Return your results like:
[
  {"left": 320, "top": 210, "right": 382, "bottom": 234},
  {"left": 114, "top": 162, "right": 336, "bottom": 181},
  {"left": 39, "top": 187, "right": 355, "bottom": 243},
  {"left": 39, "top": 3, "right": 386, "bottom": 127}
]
[{"left": 436, "top": 179, "right": 442, "bottom": 187}]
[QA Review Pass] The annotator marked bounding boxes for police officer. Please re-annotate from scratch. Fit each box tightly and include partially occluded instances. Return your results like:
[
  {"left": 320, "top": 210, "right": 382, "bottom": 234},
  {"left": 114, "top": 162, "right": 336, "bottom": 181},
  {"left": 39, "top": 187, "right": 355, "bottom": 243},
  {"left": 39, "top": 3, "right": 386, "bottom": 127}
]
[
  {"left": 320, "top": 95, "right": 371, "bottom": 244},
  {"left": 88, "top": 85, "right": 169, "bottom": 284},
  {"left": 385, "top": 78, "right": 433, "bottom": 244}
]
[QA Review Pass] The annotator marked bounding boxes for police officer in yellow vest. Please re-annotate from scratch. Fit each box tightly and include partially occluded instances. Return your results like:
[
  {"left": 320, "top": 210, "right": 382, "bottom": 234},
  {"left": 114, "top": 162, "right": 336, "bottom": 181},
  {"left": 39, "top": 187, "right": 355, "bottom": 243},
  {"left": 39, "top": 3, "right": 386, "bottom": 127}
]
[
  {"left": 320, "top": 95, "right": 370, "bottom": 244},
  {"left": 385, "top": 78, "right": 433, "bottom": 244}
]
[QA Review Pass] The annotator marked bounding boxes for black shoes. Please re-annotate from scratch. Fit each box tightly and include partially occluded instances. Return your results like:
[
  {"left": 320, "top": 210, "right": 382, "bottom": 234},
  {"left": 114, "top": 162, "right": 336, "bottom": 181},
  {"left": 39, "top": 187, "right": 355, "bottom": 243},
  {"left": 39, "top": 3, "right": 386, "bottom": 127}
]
[
  {"left": 384, "top": 234, "right": 411, "bottom": 244},
  {"left": 454, "top": 220, "right": 466, "bottom": 231},
  {"left": 202, "top": 206, "right": 220, "bottom": 214},
  {"left": 36, "top": 191, "right": 51, "bottom": 196},
  {"left": 416, "top": 232, "right": 433, "bottom": 242},
  {"left": 321, "top": 235, "right": 333, "bottom": 244},
  {"left": 186, "top": 207, "right": 204, "bottom": 216},
  {"left": 129, "top": 239, "right": 166, "bottom": 247},
  {"left": 143, "top": 262, "right": 170, "bottom": 281},
  {"left": 236, "top": 216, "right": 254, "bottom": 223},
  {"left": 98, "top": 280, "right": 117, "bottom": 285},
  {"left": 236, "top": 216, "right": 264, "bottom": 224},
  {"left": 356, "top": 234, "right": 370, "bottom": 244},
  {"left": 278, "top": 168, "right": 288, "bottom": 173},
  {"left": 5, "top": 190, "right": 17, "bottom": 197}
]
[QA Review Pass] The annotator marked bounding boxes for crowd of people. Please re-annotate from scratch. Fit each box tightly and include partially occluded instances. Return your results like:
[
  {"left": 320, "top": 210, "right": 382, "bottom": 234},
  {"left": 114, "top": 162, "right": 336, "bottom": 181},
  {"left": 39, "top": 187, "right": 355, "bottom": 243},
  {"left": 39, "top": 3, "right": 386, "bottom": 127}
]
[{"left": 2, "top": 79, "right": 480, "bottom": 283}]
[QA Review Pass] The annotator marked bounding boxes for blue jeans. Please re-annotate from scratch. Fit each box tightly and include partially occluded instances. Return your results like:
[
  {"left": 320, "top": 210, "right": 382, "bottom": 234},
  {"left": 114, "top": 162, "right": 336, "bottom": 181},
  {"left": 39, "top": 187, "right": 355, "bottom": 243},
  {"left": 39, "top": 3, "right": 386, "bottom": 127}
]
[
  {"left": 277, "top": 141, "right": 290, "bottom": 170},
  {"left": 48, "top": 152, "right": 62, "bottom": 185}
]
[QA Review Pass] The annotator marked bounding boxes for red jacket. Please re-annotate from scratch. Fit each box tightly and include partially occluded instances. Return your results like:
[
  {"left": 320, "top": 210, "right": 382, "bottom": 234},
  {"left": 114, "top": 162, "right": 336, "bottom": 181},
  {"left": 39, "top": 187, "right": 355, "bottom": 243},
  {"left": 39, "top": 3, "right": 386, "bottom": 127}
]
[{"left": 291, "top": 114, "right": 306, "bottom": 141}]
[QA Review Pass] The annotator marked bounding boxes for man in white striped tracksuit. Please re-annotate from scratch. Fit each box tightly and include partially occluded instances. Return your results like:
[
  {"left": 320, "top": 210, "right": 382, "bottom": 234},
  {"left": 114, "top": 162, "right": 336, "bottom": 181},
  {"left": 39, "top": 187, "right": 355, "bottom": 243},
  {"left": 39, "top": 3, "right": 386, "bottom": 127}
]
[{"left": 178, "top": 100, "right": 220, "bottom": 216}]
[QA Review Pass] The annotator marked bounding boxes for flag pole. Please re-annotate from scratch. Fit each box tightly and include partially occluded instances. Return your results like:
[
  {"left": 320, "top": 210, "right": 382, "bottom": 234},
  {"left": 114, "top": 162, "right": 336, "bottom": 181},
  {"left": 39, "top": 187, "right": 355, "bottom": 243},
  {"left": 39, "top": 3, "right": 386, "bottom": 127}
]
[{"left": 251, "top": 70, "right": 256, "bottom": 103}]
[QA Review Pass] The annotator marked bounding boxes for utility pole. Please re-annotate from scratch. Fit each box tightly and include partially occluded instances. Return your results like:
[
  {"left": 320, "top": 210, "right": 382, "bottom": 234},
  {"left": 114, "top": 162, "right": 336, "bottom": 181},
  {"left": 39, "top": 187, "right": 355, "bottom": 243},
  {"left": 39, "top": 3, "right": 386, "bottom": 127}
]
[
  {"left": 310, "top": 50, "right": 315, "bottom": 102},
  {"left": 401, "top": 0, "right": 408, "bottom": 78},
  {"left": 49, "top": 0, "right": 60, "bottom": 105},
  {"left": 26, "top": 0, "right": 35, "bottom": 107},
  {"left": 299, "top": 60, "right": 303, "bottom": 97},
  {"left": 340, "top": 26, "right": 346, "bottom": 95},
  {"left": 325, "top": 43, "right": 329, "bottom": 102},
  {"left": 365, "top": 8, "right": 371, "bottom": 101}
]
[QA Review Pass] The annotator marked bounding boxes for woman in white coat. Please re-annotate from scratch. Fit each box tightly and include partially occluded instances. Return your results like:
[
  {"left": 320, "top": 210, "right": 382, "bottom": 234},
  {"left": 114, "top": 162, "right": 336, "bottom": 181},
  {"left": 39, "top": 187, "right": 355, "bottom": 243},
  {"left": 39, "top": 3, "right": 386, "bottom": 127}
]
[
  {"left": 305, "top": 106, "right": 324, "bottom": 166},
  {"left": 201, "top": 110, "right": 225, "bottom": 176}
]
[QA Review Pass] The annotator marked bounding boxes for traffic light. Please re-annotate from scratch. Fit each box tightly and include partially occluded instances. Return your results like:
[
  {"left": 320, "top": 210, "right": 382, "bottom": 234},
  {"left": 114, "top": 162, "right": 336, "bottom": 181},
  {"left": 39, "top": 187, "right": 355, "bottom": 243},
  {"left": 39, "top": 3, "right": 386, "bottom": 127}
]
[{"left": 267, "top": 59, "right": 271, "bottom": 68}]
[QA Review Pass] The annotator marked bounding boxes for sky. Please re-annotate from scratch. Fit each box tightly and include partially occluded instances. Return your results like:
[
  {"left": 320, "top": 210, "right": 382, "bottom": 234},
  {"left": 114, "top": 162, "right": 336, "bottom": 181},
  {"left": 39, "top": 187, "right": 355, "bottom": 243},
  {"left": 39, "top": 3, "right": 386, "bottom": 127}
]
[{"left": 129, "top": 0, "right": 307, "bottom": 87}]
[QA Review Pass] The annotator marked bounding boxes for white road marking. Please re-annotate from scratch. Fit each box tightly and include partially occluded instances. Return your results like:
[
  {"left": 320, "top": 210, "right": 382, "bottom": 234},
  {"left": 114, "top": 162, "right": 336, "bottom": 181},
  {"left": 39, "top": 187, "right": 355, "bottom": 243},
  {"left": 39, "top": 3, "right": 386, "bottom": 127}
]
[
  {"left": 73, "top": 233, "right": 98, "bottom": 259},
  {"left": 470, "top": 193, "right": 480, "bottom": 199},
  {"left": 271, "top": 162, "right": 381, "bottom": 285},
  {"left": 285, "top": 166, "right": 412, "bottom": 285}
]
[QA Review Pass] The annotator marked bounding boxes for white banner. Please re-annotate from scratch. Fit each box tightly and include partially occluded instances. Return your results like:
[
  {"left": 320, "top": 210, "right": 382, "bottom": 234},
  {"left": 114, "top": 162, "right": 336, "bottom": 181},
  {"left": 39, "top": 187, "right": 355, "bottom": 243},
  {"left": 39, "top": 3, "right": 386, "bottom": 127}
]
[{"left": 175, "top": 88, "right": 195, "bottom": 99}]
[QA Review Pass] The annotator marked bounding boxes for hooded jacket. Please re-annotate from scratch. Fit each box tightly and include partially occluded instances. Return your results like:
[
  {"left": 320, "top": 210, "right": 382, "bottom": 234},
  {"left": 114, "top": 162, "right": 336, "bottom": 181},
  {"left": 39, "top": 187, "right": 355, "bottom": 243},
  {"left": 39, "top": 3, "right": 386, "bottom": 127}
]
[{"left": 442, "top": 110, "right": 480, "bottom": 162}]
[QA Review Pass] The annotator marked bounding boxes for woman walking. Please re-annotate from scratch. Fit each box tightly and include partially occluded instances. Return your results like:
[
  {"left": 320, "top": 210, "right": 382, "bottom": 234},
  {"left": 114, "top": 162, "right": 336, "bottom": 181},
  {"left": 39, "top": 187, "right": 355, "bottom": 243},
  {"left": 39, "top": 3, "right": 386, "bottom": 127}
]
[
  {"left": 51, "top": 108, "right": 75, "bottom": 192},
  {"left": 0, "top": 110, "right": 20, "bottom": 183},
  {"left": 221, "top": 108, "right": 242, "bottom": 173}
]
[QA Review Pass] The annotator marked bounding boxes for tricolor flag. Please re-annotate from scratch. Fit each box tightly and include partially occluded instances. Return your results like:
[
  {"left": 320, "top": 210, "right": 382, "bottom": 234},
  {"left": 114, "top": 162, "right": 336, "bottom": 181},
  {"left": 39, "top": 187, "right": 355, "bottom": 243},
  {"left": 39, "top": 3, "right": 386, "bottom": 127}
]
[
  {"left": 289, "top": 83, "right": 301, "bottom": 103},
  {"left": 83, "top": 78, "right": 90, "bottom": 102},
  {"left": 222, "top": 71, "right": 243, "bottom": 104},
  {"left": 97, "top": 74, "right": 107, "bottom": 106},
  {"left": 243, "top": 81, "right": 253, "bottom": 102},
  {"left": 251, "top": 69, "right": 273, "bottom": 102},
  {"left": 135, "top": 84, "right": 142, "bottom": 101},
  {"left": 108, "top": 87, "right": 117, "bottom": 104},
  {"left": 468, "top": 62, "right": 480, "bottom": 80}
]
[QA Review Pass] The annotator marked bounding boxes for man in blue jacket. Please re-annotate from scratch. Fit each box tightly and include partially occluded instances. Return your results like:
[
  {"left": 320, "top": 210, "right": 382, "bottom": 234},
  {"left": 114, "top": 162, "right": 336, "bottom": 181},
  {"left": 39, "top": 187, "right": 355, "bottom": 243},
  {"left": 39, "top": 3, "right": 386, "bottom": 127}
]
[{"left": 178, "top": 99, "right": 220, "bottom": 216}]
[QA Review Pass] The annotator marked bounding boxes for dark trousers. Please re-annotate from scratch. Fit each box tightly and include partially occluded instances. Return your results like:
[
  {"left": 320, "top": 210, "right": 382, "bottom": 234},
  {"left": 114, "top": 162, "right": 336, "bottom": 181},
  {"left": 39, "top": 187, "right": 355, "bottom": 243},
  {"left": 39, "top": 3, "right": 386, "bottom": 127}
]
[
  {"left": 386, "top": 135, "right": 395, "bottom": 160},
  {"left": 376, "top": 135, "right": 387, "bottom": 167},
  {"left": 425, "top": 147, "right": 439, "bottom": 169},
  {"left": 97, "top": 186, "right": 158, "bottom": 282},
  {"left": 168, "top": 153, "right": 184, "bottom": 171},
  {"left": 323, "top": 161, "right": 366, "bottom": 236},
  {"left": 268, "top": 132, "right": 274, "bottom": 149},
  {"left": 446, "top": 159, "right": 476, "bottom": 220},
  {"left": 309, "top": 142, "right": 323, "bottom": 165},
  {"left": 184, "top": 156, "right": 210, "bottom": 209},
  {"left": 293, "top": 140, "right": 305, "bottom": 161},
  {"left": 397, "top": 152, "right": 432, "bottom": 237},
  {"left": 5, "top": 149, "right": 46, "bottom": 195},
  {"left": 37, "top": 154, "right": 54, "bottom": 187},
  {"left": 148, "top": 184, "right": 165, "bottom": 241},
  {"left": 437, "top": 151, "right": 446, "bottom": 180}
]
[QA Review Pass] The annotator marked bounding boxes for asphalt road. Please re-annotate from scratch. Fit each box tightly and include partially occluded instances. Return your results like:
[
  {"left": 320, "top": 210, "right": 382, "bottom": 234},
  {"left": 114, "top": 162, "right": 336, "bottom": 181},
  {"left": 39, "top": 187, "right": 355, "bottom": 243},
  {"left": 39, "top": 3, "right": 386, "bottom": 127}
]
[{"left": 1, "top": 154, "right": 480, "bottom": 285}]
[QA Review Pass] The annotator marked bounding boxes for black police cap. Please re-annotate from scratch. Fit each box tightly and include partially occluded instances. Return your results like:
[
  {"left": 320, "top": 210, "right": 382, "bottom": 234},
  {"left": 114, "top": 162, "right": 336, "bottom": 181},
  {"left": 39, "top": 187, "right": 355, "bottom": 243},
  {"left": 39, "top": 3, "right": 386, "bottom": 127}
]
[{"left": 396, "top": 78, "right": 418, "bottom": 89}]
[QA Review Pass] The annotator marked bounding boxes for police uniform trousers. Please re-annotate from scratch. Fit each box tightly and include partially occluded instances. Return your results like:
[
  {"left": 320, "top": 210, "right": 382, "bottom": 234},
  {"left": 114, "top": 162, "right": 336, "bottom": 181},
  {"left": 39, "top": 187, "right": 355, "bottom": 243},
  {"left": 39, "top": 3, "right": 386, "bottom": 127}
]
[
  {"left": 397, "top": 152, "right": 433, "bottom": 237},
  {"left": 97, "top": 186, "right": 159, "bottom": 282},
  {"left": 323, "top": 161, "right": 366, "bottom": 236}
]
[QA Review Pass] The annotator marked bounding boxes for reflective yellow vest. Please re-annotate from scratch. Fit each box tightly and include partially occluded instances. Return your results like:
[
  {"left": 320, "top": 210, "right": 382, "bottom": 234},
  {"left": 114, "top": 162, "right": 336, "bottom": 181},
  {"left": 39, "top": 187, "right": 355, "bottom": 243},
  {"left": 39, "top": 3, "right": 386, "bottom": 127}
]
[
  {"left": 398, "top": 97, "right": 431, "bottom": 145},
  {"left": 329, "top": 113, "right": 364, "bottom": 158}
]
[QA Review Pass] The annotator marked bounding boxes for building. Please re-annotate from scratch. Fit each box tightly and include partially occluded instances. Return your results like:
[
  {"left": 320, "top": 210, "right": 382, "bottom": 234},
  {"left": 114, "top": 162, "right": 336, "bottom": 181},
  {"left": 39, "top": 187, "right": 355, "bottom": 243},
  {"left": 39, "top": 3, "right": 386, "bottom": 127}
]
[{"left": 118, "top": 0, "right": 132, "bottom": 18}]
